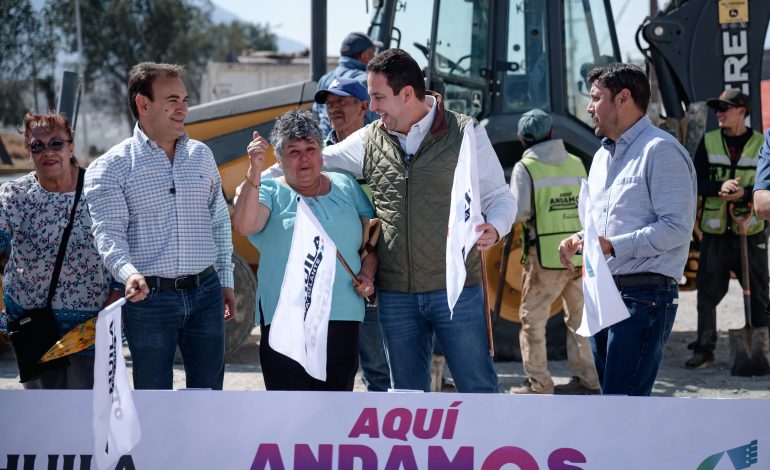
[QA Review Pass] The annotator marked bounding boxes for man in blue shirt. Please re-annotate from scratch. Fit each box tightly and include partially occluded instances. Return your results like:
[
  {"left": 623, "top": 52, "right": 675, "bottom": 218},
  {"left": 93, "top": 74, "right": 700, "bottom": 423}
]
[
  {"left": 558, "top": 63, "right": 697, "bottom": 396},
  {"left": 754, "top": 134, "right": 770, "bottom": 218},
  {"left": 312, "top": 32, "right": 380, "bottom": 136}
]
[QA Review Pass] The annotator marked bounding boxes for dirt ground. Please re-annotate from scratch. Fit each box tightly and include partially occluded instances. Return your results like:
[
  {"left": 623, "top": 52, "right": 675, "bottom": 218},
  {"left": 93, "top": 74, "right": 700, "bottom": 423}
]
[{"left": 1, "top": 277, "right": 769, "bottom": 397}]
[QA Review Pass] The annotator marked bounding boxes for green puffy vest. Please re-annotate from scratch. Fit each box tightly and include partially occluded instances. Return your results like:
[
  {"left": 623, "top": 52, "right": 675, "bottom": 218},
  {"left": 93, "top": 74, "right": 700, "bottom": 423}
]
[
  {"left": 700, "top": 129, "right": 764, "bottom": 235},
  {"left": 521, "top": 153, "right": 586, "bottom": 269},
  {"left": 362, "top": 108, "right": 478, "bottom": 292}
]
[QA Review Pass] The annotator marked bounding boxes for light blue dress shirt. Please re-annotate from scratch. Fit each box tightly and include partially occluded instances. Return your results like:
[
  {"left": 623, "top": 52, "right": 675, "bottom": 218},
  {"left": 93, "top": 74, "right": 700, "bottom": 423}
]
[
  {"left": 586, "top": 115, "right": 697, "bottom": 280},
  {"left": 84, "top": 124, "right": 234, "bottom": 288}
]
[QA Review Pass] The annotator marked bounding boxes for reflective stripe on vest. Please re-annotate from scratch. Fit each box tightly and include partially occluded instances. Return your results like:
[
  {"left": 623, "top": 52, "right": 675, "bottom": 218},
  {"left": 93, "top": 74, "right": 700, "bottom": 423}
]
[
  {"left": 700, "top": 129, "right": 764, "bottom": 235},
  {"left": 522, "top": 153, "right": 586, "bottom": 269}
]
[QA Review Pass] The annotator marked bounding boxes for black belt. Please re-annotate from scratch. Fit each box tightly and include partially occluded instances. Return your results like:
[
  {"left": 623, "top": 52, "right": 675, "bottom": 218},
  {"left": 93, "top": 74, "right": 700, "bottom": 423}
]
[
  {"left": 145, "top": 266, "right": 216, "bottom": 291},
  {"left": 613, "top": 272, "right": 673, "bottom": 289}
]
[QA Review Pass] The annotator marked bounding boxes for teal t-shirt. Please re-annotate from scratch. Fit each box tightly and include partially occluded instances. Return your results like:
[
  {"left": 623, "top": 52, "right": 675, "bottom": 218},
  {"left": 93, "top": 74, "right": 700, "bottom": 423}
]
[{"left": 249, "top": 172, "right": 375, "bottom": 325}]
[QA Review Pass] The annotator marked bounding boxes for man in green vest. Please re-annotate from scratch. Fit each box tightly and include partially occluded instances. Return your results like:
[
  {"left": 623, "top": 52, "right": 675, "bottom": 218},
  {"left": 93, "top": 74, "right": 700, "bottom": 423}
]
[
  {"left": 507, "top": 109, "right": 599, "bottom": 394},
  {"left": 261, "top": 49, "right": 515, "bottom": 392},
  {"left": 318, "top": 49, "right": 516, "bottom": 392},
  {"left": 686, "top": 89, "right": 770, "bottom": 369}
]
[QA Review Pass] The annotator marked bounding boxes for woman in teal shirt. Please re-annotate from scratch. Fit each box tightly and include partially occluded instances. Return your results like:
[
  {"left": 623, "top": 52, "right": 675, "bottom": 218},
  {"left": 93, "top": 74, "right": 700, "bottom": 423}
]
[{"left": 232, "top": 110, "right": 376, "bottom": 390}]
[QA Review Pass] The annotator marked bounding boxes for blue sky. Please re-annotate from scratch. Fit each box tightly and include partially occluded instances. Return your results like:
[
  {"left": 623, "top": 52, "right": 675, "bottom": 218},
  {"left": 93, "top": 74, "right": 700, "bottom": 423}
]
[{"left": 210, "top": 0, "right": 649, "bottom": 61}]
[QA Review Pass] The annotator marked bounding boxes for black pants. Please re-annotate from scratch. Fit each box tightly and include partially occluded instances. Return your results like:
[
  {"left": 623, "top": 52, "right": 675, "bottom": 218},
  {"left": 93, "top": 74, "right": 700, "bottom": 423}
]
[
  {"left": 693, "top": 232, "right": 770, "bottom": 353},
  {"left": 260, "top": 319, "right": 359, "bottom": 391}
]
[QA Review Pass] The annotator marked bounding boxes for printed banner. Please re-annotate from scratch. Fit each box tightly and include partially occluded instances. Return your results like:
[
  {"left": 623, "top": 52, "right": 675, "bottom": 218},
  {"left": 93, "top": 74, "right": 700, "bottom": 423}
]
[
  {"left": 270, "top": 196, "right": 336, "bottom": 381},
  {"left": 92, "top": 298, "right": 140, "bottom": 470},
  {"left": 577, "top": 180, "right": 630, "bottom": 336},
  {"left": 447, "top": 121, "right": 484, "bottom": 316},
  {"left": 1, "top": 390, "right": 768, "bottom": 469}
]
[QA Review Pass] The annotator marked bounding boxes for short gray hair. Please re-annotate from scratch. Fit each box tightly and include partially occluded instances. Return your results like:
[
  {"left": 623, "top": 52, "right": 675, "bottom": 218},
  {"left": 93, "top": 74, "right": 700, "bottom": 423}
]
[{"left": 269, "top": 110, "right": 324, "bottom": 159}]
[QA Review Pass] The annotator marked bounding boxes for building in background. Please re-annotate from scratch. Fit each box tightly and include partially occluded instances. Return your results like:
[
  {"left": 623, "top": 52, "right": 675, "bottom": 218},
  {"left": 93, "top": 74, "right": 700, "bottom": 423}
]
[{"left": 200, "top": 51, "right": 337, "bottom": 103}]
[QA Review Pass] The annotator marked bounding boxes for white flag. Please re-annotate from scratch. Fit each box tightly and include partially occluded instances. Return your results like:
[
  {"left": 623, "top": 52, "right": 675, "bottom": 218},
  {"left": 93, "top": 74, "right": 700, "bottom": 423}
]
[
  {"left": 93, "top": 298, "right": 141, "bottom": 470},
  {"left": 577, "top": 180, "right": 630, "bottom": 336},
  {"left": 270, "top": 196, "right": 337, "bottom": 381},
  {"left": 446, "top": 122, "right": 485, "bottom": 316}
]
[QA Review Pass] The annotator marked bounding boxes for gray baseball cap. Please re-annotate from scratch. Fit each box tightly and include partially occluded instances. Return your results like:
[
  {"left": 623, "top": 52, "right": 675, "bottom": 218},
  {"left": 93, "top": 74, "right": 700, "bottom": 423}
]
[{"left": 518, "top": 108, "right": 552, "bottom": 141}]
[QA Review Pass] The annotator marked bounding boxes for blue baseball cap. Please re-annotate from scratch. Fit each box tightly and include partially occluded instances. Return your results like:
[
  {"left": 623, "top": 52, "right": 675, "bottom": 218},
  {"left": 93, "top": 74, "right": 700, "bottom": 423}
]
[
  {"left": 314, "top": 77, "right": 369, "bottom": 104},
  {"left": 517, "top": 108, "right": 553, "bottom": 141},
  {"left": 340, "top": 32, "right": 382, "bottom": 57}
]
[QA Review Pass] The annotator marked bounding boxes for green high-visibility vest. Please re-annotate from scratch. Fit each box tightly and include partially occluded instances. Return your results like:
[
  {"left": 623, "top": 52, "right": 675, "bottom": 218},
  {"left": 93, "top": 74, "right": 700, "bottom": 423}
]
[
  {"left": 521, "top": 153, "right": 586, "bottom": 269},
  {"left": 700, "top": 129, "right": 765, "bottom": 236}
]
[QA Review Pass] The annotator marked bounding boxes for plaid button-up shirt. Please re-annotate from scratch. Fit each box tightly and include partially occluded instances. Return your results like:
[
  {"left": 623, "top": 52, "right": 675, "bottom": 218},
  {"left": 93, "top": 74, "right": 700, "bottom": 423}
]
[{"left": 84, "top": 124, "right": 234, "bottom": 288}]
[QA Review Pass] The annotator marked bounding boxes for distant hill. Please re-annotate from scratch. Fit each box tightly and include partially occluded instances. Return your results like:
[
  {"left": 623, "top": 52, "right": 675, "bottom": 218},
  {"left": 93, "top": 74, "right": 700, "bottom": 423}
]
[
  {"left": 277, "top": 37, "right": 308, "bottom": 53},
  {"left": 206, "top": 1, "right": 307, "bottom": 52}
]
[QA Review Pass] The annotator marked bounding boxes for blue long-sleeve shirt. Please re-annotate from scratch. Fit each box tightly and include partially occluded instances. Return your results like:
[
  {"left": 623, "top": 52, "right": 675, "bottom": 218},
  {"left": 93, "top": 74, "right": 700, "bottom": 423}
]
[
  {"left": 753, "top": 128, "right": 770, "bottom": 191},
  {"left": 585, "top": 115, "right": 697, "bottom": 280}
]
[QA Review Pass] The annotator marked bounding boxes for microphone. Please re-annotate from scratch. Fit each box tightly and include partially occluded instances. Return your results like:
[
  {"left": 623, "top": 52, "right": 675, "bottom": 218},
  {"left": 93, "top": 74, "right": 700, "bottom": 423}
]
[{"left": 170, "top": 187, "right": 176, "bottom": 195}]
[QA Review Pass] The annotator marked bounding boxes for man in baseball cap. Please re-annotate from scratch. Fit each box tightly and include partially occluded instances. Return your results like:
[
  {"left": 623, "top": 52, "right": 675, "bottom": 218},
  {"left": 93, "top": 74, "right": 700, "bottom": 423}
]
[
  {"left": 312, "top": 32, "right": 381, "bottom": 137},
  {"left": 508, "top": 108, "right": 599, "bottom": 395},
  {"left": 314, "top": 77, "right": 370, "bottom": 145},
  {"left": 706, "top": 88, "right": 750, "bottom": 112},
  {"left": 687, "top": 88, "right": 769, "bottom": 370}
]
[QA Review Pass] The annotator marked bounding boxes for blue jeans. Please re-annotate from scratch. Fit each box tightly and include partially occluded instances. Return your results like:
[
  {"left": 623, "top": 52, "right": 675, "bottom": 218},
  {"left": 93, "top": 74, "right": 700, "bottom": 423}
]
[
  {"left": 378, "top": 285, "right": 498, "bottom": 393},
  {"left": 590, "top": 277, "right": 678, "bottom": 396},
  {"left": 359, "top": 305, "right": 391, "bottom": 391},
  {"left": 122, "top": 272, "right": 225, "bottom": 390}
]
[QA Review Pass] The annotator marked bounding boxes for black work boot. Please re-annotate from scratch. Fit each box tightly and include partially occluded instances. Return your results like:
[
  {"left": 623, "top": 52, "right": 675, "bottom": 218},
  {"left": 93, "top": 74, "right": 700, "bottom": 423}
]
[{"left": 685, "top": 351, "right": 715, "bottom": 369}]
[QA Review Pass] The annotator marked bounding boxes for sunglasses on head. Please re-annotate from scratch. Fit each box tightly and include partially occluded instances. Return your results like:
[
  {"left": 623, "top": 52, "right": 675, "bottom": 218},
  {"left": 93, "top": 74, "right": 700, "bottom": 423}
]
[
  {"left": 715, "top": 103, "right": 735, "bottom": 112},
  {"left": 28, "top": 138, "right": 71, "bottom": 154}
]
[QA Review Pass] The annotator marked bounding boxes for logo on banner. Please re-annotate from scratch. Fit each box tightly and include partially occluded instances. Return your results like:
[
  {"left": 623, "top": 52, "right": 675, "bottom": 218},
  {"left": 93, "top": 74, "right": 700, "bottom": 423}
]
[
  {"left": 303, "top": 236, "right": 324, "bottom": 317},
  {"left": 697, "top": 439, "right": 758, "bottom": 470}
]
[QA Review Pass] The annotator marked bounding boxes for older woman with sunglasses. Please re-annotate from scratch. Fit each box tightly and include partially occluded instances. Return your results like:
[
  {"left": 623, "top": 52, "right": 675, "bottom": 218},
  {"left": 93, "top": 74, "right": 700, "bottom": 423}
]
[{"left": 0, "top": 112, "right": 115, "bottom": 388}]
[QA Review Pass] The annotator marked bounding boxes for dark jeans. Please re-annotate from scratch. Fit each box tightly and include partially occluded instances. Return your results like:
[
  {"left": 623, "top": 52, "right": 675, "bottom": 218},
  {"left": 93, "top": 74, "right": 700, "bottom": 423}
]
[
  {"left": 260, "top": 320, "right": 359, "bottom": 391},
  {"left": 590, "top": 276, "right": 678, "bottom": 396},
  {"left": 378, "top": 285, "right": 498, "bottom": 393},
  {"left": 693, "top": 232, "right": 770, "bottom": 353},
  {"left": 122, "top": 271, "right": 225, "bottom": 390},
  {"left": 22, "top": 355, "right": 94, "bottom": 390},
  {"left": 359, "top": 305, "right": 391, "bottom": 391}
]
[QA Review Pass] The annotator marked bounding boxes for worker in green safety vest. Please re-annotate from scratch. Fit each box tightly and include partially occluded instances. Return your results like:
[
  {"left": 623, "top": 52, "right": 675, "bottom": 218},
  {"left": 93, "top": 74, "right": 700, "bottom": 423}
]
[
  {"left": 507, "top": 109, "right": 599, "bottom": 395},
  {"left": 686, "top": 88, "right": 770, "bottom": 369}
]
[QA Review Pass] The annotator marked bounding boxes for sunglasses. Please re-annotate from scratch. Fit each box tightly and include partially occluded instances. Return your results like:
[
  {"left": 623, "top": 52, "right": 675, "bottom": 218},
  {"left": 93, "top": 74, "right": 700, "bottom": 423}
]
[
  {"left": 28, "top": 138, "right": 72, "bottom": 154},
  {"left": 715, "top": 103, "right": 735, "bottom": 113}
]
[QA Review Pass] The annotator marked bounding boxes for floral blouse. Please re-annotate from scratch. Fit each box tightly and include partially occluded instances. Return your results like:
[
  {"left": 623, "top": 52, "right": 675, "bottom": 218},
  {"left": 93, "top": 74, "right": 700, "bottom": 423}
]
[{"left": 0, "top": 172, "right": 111, "bottom": 335}]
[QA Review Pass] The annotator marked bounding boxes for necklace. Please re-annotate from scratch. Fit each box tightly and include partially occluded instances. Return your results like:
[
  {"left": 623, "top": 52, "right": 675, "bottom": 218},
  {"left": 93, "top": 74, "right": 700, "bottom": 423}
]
[{"left": 312, "top": 175, "right": 324, "bottom": 199}]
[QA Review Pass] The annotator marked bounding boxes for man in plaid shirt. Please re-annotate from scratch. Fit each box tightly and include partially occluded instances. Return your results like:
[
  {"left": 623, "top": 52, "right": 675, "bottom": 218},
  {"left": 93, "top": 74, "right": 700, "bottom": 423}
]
[{"left": 85, "top": 62, "right": 234, "bottom": 390}]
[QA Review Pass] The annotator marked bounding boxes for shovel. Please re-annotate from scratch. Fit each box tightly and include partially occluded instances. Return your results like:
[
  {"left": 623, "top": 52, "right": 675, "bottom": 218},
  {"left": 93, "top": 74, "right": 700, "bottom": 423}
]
[{"left": 727, "top": 203, "right": 770, "bottom": 376}]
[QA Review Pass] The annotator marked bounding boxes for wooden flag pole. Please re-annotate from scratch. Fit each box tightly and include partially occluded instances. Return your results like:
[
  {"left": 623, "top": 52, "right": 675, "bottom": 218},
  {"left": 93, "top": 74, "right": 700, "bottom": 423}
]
[
  {"left": 336, "top": 250, "right": 375, "bottom": 303},
  {"left": 480, "top": 251, "right": 495, "bottom": 357}
]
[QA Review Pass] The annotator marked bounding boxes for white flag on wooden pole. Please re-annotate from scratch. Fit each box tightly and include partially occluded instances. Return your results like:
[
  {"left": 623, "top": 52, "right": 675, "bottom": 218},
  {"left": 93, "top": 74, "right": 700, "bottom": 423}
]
[
  {"left": 446, "top": 122, "right": 485, "bottom": 317},
  {"left": 93, "top": 298, "right": 141, "bottom": 470}
]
